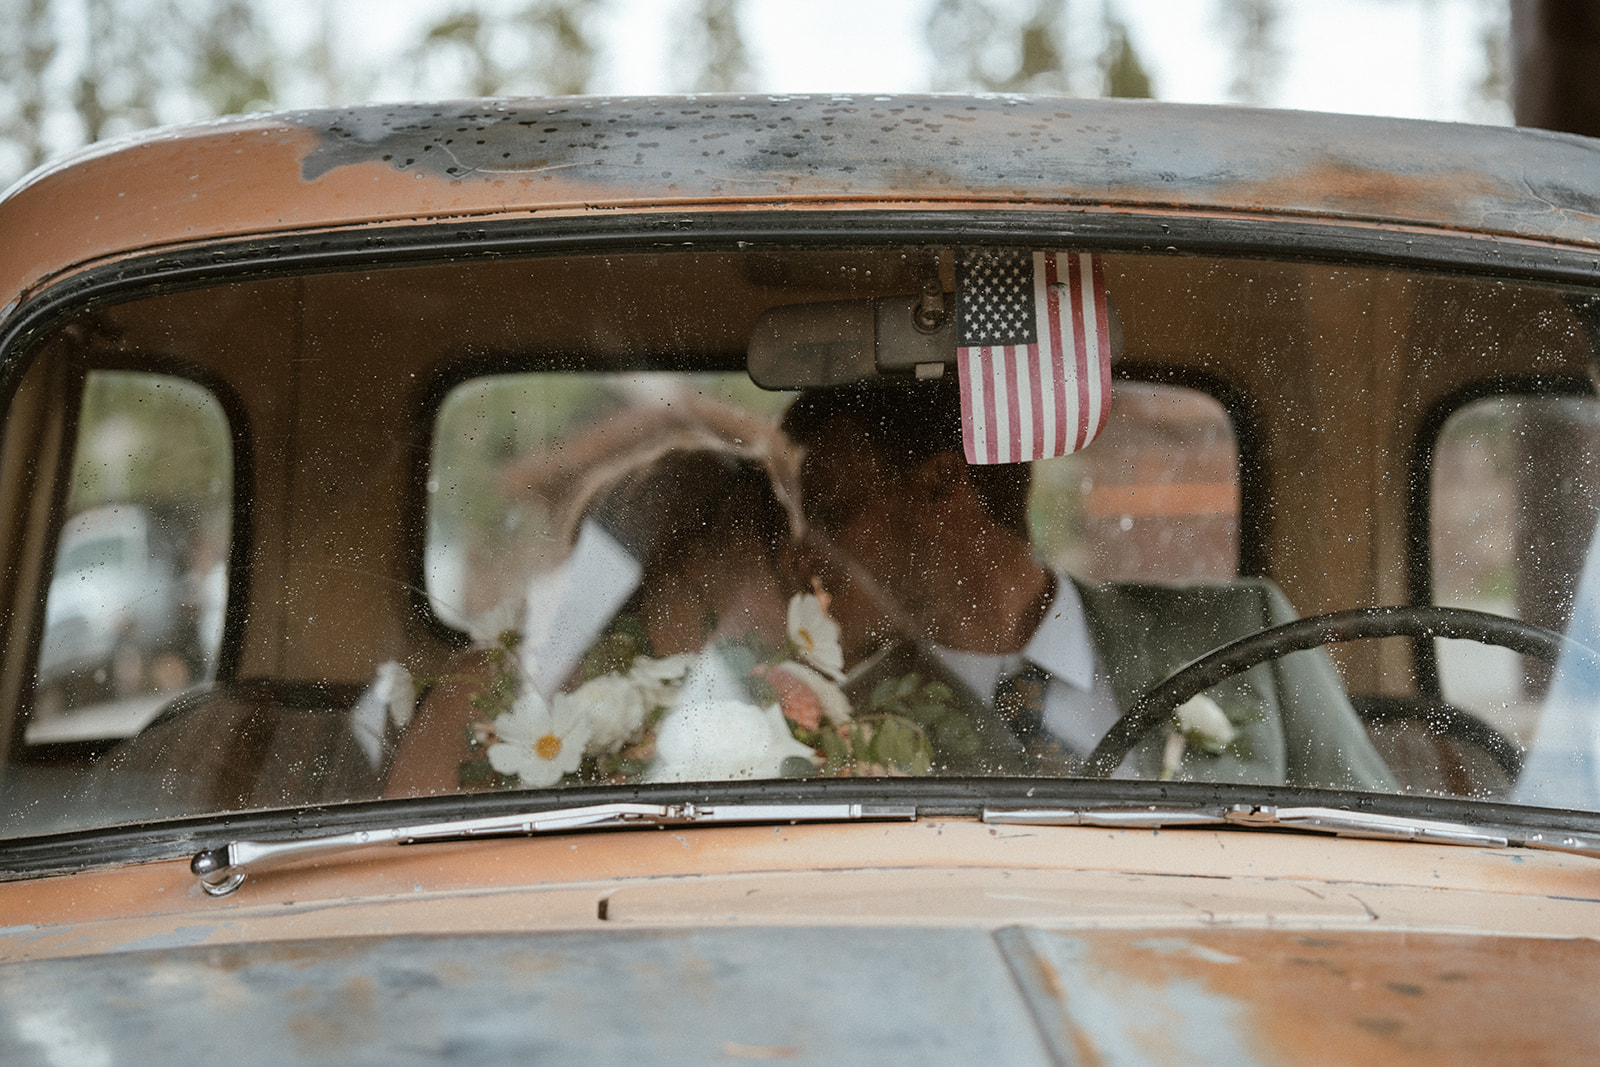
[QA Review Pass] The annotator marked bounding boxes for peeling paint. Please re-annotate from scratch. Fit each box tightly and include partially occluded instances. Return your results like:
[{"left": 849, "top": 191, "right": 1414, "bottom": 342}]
[
  {"left": 997, "top": 926, "right": 1270, "bottom": 1066},
  {"left": 110, "top": 924, "right": 219, "bottom": 953},
  {"left": 1132, "top": 937, "right": 1243, "bottom": 965},
  {"left": 10, "top": 95, "right": 1600, "bottom": 325}
]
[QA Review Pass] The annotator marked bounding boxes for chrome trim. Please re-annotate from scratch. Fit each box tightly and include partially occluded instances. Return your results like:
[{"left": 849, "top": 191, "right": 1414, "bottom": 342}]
[{"left": 192, "top": 801, "right": 916, "bottom": 896}]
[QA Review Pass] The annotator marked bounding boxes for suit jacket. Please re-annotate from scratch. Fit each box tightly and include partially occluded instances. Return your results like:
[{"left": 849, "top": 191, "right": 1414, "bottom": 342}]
[{"left": 844, "top": 577, "right": 1396, "bottom": 790}]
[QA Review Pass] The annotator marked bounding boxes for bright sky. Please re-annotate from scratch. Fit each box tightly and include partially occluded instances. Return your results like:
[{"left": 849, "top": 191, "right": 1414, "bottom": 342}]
[
  {"left": 599, "top": 0, "right": 1507, "bottom": 123},
  {"left": 327, "top": 0, "right": 1507, "bottom": 124}
]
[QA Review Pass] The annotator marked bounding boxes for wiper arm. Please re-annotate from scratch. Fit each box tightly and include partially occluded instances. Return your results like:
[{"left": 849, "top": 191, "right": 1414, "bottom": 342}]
[
  {"left": 985, "top": 803, "right": 1600, "bottom": 859},
  {"left": 191, "top": 800, "right": 1599, "bottom": 898},
  {"left": 192, "top": 800, "right": 915, "bottom": 897}
]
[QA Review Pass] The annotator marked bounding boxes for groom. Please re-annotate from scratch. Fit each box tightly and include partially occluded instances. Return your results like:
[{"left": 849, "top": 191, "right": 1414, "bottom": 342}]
[{"left": 780, "top": 380, "right": 1393, "bottom": 789}]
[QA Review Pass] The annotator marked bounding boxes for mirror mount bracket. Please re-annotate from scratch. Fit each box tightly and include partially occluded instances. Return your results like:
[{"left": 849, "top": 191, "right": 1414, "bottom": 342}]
[{"left": 913, "top": 282, "right": 948, "bottom": 334}]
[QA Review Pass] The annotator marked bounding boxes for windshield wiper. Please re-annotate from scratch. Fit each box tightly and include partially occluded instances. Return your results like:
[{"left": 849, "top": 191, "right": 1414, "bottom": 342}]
[
  {"left": 984, "top": 802, "right": 1600, "bottom": 859},
  {"left": 192, "top": 799, "right": 1599, "bottom": 898},
  {"left": 191, "top": 801, "right": 915, "bottom": 897}
]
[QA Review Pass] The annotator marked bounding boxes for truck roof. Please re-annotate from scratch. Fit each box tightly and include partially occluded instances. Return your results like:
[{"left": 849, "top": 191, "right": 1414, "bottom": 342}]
[{"left": 6, "top": 94, "right": 1600, "bottom": 315}]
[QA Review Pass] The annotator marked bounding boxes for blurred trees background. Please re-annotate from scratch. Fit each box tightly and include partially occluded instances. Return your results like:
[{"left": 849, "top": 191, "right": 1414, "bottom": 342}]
[
  {"left": 1, "top": 0, "right": 280, "bottom": 176},
  {"left": 0, "top": 0, "right": 1510, "bottom": 187},
  {"left": 924, "top": 0, "right": 1150, "bottom": 96}
]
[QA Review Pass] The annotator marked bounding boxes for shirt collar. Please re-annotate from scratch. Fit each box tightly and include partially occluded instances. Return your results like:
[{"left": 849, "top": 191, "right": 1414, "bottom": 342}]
[
  {"left": 1022, "top": 572, "right": 1097, "bottom": 691},
  {"left": 928, "top": 571, "right": 1099, "bottom": 696}
]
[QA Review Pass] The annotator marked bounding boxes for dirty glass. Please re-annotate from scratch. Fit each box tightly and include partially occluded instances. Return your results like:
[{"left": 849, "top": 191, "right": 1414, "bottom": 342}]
[
  {"left": 429, "top": 377, "right": 1239, "bottom": 635},
  {"left": 6, "top": 248, "right": 1600, "bottom": 838},
  {"left": 29, "top": 371, "right": 231, "bottom": 744},
  {"left": 1431, "top": 392, "right": 1600, "bottom": 806},
  {"left": 1029, "top": 382, "right": 1238, "bottom": 583}
]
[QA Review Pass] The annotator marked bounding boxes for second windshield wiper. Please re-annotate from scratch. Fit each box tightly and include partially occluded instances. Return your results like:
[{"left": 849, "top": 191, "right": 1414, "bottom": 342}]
[
  {"left": 985, "top": 802, "right": 1600, "bottom": 859},
  {"left": 192, "top": 801, "right": 916, "bottom": 897}
]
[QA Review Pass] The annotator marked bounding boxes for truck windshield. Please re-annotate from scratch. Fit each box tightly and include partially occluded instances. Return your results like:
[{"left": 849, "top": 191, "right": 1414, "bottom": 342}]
[{"left": 3, "top": 246, "right": 1598, "bottom": 836}]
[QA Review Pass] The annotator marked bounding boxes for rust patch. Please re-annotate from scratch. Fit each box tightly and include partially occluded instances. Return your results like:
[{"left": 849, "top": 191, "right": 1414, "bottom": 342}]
[
  {"left": 287, "top": 972, "right": 379, "bottom": 1054},
  {"left": 1080, "top": 929, "right": 1600, "bottom": 1065},
  {"left": 1228, "top": 159, "right": 1508, "bottom": 228},
  {"left": 722, "top": 1042, "right": 801, "bottom": 1060},
  {"left": 1068, "top": 1023, "right": 1105, "bottom": 1067},
  {"left": 1031, "top": 951, "right": 1065, "bottom": 999},
  {"left": 9, "top": 94, "right": 1600, "bottom": 329}
]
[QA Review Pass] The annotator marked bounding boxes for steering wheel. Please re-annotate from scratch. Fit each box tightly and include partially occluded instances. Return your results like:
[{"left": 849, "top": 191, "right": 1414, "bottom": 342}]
[{"left": 1080, "top": 604, "right": 1582, "bottom": 779}]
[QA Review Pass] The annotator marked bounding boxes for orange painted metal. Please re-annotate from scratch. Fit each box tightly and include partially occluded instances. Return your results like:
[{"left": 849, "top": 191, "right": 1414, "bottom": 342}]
[
  {"left": 2, "top": 820, "right": 1596, "bottom": 963},
  {"left": 0, "top": 819, "right": 1596, "bottom": 1064},
  {"left": 8, "top": 96, "right": 1600, "bottom": 322},
  {"left": 1016, "top": 926, "right": 1600, "bottom": 1065}
]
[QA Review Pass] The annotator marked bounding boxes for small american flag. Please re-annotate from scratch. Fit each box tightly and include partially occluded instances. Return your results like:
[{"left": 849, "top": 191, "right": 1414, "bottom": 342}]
[{"left": 955, "top": 250, "right": 1113, "bottom": 465}]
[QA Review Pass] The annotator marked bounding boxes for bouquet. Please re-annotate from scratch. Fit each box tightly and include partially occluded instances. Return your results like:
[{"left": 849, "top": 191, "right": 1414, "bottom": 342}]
[{"left": 455, "top": 590, "right": 962, "bottom": 789}]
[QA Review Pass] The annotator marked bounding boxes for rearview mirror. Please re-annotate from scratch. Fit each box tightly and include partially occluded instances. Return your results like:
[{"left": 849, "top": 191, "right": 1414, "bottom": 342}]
[
  {"left": 748, "top": 292, "right": 1121, "bottom": 390},
  {"left": 747, "top": 296, "right": 956, "bottom": 389}
]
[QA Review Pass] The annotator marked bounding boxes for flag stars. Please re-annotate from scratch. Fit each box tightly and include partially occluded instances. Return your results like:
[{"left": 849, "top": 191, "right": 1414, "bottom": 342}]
[{"left": 958, "top": 250, "right": 1036, "bottom": 346}]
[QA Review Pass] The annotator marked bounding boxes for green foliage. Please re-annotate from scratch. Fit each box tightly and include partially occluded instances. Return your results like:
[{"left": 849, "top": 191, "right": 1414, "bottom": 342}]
[
  {"left": 72, "top": 0, "right": 159, "bottom": 145},
  {"left": 862, "top": 672, "right": 975, "bottom": 768},
  {"left": 457, "top": 753, "right": 503, "bottom": 787},
  {"left": 68, "top": 372, "right": 231, "bottom": 515},
  {"left": 466, "top": 641, "right": 522, "bottom": 722},
  {"left": 412, "top": 1, "right": 601, "bottom": 98},
  {"left": 783, "top": 672, "right": 962, "bottom": 776},
  {"left": 579, "top": 617, "right": 654, "bottom": 681},
  {"left": 1100, "top": 19, "right": 1152, "bottom": 99},
  {"left": 862, "top": 715, "right": 937, "bottom": 775},
  {"left": 1218, "top": 0, "right": 1280, "bottom": 105},
  {"left": 0, "top": 0, "right": 602, "bottom": 185},
  {"left": 426, "top": 11, "right": 486, "bottom": 44},
  {"left": 192, "top": 0, "right": 277, "bottom": 116},
  {"left": 925, "top": 0, "right": 1156, "bottom": 101},
  {"left": 0, "top": 0, "right": 57, "bottom": 172},
  {"left": 428, "top": 373, "right": 622, "bottom": 570},
  {"left": 927, "top": 0, "right": 1073, "bottom": 94},
  {"left": 678, "top": 0, "right": 750, "bottom": 92},
  {"left": 453, "top": 631, "right": 525, "bottom": 790}
]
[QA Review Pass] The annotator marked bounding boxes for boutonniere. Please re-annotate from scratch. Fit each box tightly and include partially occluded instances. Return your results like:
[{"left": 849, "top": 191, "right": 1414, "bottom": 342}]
[{"left": 1160, "top": 694, "right": 1247, "bottom": 780}]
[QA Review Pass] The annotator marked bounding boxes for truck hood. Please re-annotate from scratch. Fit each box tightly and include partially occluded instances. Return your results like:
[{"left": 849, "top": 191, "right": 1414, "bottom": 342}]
[{"left": 1, "top": 924, "right": 1594, "bottom": 1065}]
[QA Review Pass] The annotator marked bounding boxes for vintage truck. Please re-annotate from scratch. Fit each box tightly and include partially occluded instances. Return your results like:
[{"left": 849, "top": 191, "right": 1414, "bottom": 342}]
[{"left": 0, "top": 95, "right": 1598, "bottom": 1062}]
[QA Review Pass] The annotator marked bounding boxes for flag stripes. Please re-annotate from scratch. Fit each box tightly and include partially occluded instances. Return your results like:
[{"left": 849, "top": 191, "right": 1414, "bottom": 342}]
[{"left": 956, "top": 250, "right": 1112, "bottom": 464}]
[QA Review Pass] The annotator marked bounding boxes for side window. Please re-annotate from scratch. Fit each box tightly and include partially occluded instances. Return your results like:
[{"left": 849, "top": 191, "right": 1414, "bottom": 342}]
[
  {"left": 27, "top": 371, "right": 232, "bottom": 743},
  {"left": 1030, "top": 380, "right": 1240, "bottom": 582},
  {"left": 426, "top": 375, "right": 1239, "bottom": 638},
  {"left": 1429, "top": 393, "right": 1600, "bottom": 731}
]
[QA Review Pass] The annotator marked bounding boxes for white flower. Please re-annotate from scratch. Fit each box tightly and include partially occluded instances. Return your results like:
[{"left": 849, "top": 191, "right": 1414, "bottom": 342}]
[
  {"left": 787, "top": 593, "right": 845, "bottom": 681},
  {"left": 353, "top": 660, "right": 415, "bottom": 731},
  {"left": 1176, "top": 694, "right": 1238, "bottom": 753},
  {"left": 648, "top": 699, "right": 819, "bottom": 782},
  {"left": 628, "top": 653, "right": 693, "bottom": 710},
  {"left": 1161, "top": 696, "right": 1239, "bottom": 781},
  {"left": 487, "top": 689, "right": 592, "bottom": 787},
  {"left": 1161, "top": 730, "right": 1187, "bottom": 781},
  {"left": 349, "top": 660, "right": 416, "bottom": 769},
  {"left": 375, "top": 661, "right": 416, "bottom": 729},
  {"left": 466, "top": 597, "right": 523, "bottom": 647},
  {"left": 570, "top": 673, "right": 648, "bottom": 755}
]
